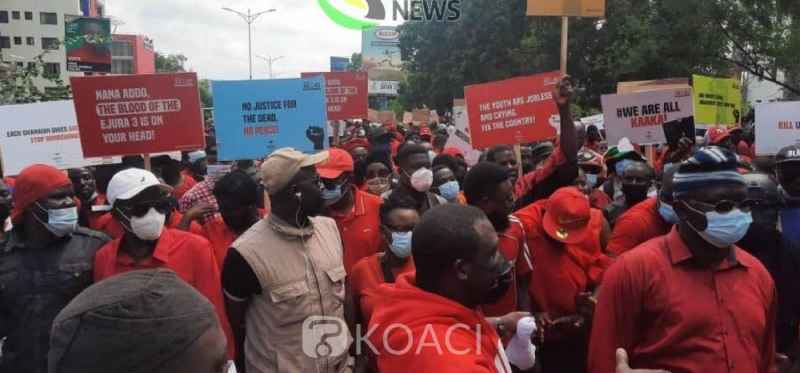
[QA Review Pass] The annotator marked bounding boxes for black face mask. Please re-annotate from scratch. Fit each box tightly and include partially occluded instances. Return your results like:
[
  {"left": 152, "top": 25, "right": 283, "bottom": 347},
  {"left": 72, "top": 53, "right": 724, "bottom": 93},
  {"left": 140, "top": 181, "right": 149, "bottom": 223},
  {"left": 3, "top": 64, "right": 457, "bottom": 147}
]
[
  {"left": 622, "top": 183, "right": 649, "bottom": 205},
  {"left": 482, "top": 264, "right": 513, "bottom": 305}
]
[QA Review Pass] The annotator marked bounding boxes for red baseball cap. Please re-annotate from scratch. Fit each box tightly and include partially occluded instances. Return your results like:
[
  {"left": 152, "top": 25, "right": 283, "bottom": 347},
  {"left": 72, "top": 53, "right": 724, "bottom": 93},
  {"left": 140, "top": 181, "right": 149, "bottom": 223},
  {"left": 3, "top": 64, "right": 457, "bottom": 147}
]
[
  {"left": 543, "top": 187, "right": 592, "bottom": 244},
  {"left": 419, "top": 126, "right": 432, "bottom": 139},
  {"left": 442, "top": 147, "right": 465, "bottom": 158},
  {"left": 317, "top": 148, "right": 354, "bottom": 179},
  {"left": 707, "top": 127, "right": 731, "bottom": 145}
]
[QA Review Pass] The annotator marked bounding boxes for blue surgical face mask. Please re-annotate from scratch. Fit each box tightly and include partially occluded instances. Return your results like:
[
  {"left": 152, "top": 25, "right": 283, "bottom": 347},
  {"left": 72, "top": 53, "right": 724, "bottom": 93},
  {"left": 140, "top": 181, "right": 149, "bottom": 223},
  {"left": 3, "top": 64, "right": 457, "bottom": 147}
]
[
  {"left": 585, "top": 173, "right": 599, "bottom": 189},
  {"left": 321, "top": 183, "right": 344, "bottom": 205},
  {"left": 615, "top": 159, "right": 635, "bottom": 176},
  {"left": 438, "top": 180, "right": 460, "bottom": 202},
  {"left": 36, "top": 203, "right": 78, "bottom": 237},
  {"left": 389, "top": 231, "right": 413, "bottom": 258},
  {"left": 658, "top": 200, "right": 680, "bottom": 224},
  {"left": 690, "top": 208, "right": 753, "bottom": 248}
]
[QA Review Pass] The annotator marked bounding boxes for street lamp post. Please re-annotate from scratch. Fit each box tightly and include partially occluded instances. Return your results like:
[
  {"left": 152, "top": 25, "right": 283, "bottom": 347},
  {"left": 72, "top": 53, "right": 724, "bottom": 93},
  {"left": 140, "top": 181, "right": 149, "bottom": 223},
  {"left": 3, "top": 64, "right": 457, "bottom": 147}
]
[
  {"left": 256, "top": 55, "right": 284, "bottom": 78},
  {"left": 222, "top": 7, "right": 276, "bottom": 80}
]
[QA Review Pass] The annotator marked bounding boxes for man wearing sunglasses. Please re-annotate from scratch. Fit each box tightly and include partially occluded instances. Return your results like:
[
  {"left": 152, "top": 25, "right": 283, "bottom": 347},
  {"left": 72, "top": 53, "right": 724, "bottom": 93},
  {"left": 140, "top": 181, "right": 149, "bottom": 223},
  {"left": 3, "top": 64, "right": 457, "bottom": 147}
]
[
  {"left": 590, "top": 147, "right": 777, "bottom": 373},
  {"left": 92, "top": 168, "right": 235, "bottom": 359},
  {"left": 317, "top": 148, "right": 383, "bottom": 274},
  {"left": 0, "top": 164, "right": 109, "bottom": 373}
]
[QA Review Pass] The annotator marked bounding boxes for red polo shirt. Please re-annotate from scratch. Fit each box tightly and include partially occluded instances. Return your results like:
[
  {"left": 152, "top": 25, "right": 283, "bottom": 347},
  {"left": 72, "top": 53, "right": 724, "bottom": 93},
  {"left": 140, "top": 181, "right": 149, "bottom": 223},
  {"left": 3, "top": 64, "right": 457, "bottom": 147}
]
[
  {"left": 93, "top": 211, "right": 205, "bottom": 240},
  {"left": 588, "top": 227, "right": 777, "bottom": 373},
  {"left": 93, "top": 228, "right": 236, "bottom": 358},
  {"left": 607, "top": 197, "right": 671, "bottom": 256},
  {"left": 331, "top": 188, "right": 383, "bottom": 274},
  {"left": 350, "top": 253, "right": 415, "bottom": 323},
  {"left": 514, "top": 200, "right": 612, "bottom": 317},
  {"left": 482, "top": 215, "right": 534, "bottom": 317}
]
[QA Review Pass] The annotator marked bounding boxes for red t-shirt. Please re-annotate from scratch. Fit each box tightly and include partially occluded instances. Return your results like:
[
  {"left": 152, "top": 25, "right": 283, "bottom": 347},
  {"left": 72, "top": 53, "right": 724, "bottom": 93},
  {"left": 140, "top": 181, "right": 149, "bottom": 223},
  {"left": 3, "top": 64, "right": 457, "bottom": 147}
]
[
  {"left": 93, "top": 228, "right": 236, "bottom": 358},
  {"left": 86, "top": 194, "right": 109, "bottom": 231},
  {"left": 515, "top": 200, "right": 612, "bottom": 317},
  {"left": 607, "top": 197, "right": 671, "bottom": 256},
  {"left": 330, "top": 188, "right": 384, "bottom": 274},
  {"left": 514, "top": 145, "right": 566, "bottom": 199},
  {"left": 588, "top": 227, "right": 776, "bottom": 373},
  {"left": 172, "top": 171, "right": 197, "bottom": 199},
  {"left": 349, "top": 253, "right": 415, "bottom": 324}
]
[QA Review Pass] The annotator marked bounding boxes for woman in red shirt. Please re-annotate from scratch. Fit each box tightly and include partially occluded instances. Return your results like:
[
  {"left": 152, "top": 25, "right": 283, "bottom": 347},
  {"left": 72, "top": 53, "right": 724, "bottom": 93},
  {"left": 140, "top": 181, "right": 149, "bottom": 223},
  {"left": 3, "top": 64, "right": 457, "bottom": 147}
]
[{"left": 349, "top": 192, "right": 419, "bottom": 372}]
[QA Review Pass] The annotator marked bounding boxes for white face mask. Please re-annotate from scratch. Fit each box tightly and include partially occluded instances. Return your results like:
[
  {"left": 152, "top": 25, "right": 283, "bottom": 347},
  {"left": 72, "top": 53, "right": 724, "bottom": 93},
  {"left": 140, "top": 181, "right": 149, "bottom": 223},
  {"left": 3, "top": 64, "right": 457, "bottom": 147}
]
[
  {"left": 409, "top": 168, "right": 434, "bottom": 192},
  {"left": 126, "top": 207, "right": 166, "bottom": 241}
]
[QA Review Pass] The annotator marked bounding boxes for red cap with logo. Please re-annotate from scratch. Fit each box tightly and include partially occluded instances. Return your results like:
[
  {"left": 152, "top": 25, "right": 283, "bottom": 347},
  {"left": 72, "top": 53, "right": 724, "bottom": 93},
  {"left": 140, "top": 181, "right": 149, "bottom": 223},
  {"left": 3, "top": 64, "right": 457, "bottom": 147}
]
[
  {"left": 707, "top": 127, "right": 731, "bottom": 145},
  {"left": 543, "top": 187, "right": 592, "bottom": 245},
  {"left": 317, "top": 148, "right": 354, "bottom": 179}
]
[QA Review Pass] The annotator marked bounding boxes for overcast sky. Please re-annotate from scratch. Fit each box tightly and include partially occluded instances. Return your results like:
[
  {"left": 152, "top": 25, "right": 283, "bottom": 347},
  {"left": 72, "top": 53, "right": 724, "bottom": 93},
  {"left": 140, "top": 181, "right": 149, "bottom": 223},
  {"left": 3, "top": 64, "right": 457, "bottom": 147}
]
[{"left": 105, "top": 0, "right": 391, "bottom": 80}]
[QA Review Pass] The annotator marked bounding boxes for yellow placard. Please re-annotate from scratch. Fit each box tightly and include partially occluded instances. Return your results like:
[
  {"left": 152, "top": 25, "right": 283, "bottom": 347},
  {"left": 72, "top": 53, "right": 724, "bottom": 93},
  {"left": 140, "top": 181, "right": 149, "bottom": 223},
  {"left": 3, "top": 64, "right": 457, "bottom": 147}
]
[
  {"left": 692, "top": 74, "right": 742, "bottom": 128},
  {"left": 526, "top": 0, "right": 605, "bottom": 17}
]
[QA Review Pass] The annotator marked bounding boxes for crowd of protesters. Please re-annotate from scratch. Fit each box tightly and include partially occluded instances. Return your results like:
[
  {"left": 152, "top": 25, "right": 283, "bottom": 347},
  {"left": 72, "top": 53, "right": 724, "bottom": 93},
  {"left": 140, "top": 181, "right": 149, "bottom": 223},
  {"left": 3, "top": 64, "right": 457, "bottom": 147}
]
[{"left": 0, "top": 77, "right": 796, "bottom": 373}]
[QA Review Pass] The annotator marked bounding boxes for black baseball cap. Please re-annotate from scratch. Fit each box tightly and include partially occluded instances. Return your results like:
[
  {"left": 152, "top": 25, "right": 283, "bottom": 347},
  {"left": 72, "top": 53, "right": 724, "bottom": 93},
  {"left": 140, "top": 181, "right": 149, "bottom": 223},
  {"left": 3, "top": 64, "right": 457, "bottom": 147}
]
[{"left": 776, "top": 145, "right": 800, "bottom": 164}]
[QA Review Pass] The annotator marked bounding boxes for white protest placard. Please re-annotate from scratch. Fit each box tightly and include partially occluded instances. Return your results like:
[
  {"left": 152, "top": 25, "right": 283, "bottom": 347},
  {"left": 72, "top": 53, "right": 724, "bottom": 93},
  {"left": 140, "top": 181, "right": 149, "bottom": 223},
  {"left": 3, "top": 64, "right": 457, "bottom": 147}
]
[
  {"left": 444, "top": 103, "right": 482, "bottom": 166},
  {"left": 601, "top": 88, "right": 694, "bottom": 146},
  {"left": 755, "top": 101, "right": 800, "bottom": 155},
  {"left": 0, "top": 101, "right": 119, "bottom": 175},
  {"left": 580, "top": 114, "right": 605, "bottom": 130}
]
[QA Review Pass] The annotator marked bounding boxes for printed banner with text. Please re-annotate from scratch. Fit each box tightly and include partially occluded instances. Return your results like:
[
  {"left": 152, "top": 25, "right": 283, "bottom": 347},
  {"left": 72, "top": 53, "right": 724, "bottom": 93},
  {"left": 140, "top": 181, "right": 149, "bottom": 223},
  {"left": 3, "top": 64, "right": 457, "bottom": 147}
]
[
  {"left": 301, "top": 72, "right": 368, "bottom": 121},
  {"left": 464, "top": 71, "right": 561, "bottom": 149},
  {"left": 755, "top": 101, "right": 800, "bottom": 155},
  {"left": 692, "top": 74, "right": 742, "bottom": 127},
  {"left": 70, "top": 73, "right": 205, "bottom": 158},
  {"left": 601, "top": 88, "right": 694, "bottom": 146},
  {"left": 0, "top": 101, "right": 119, "bottom": 175},
  {"left": 212, "top": 77, "right": 328, "bottom": 160}
]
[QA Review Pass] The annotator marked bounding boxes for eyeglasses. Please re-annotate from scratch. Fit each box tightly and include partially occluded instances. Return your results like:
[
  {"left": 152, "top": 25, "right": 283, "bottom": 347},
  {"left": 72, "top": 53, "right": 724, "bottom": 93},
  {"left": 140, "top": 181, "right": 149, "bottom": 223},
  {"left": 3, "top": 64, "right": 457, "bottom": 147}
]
[
  {"left": 121, "top": 199, "right": 173, "bottom": 217},
  {"left": 688, "top": 199, "right": 750, "bottom": 214}
]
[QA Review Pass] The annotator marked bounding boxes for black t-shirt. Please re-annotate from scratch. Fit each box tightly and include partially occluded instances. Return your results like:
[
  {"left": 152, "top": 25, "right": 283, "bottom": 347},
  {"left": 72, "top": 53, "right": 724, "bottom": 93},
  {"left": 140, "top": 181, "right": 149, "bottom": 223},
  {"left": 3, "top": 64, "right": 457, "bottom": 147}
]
[{"left": 221, "top": 248, "right": 261, "bottom": 300}]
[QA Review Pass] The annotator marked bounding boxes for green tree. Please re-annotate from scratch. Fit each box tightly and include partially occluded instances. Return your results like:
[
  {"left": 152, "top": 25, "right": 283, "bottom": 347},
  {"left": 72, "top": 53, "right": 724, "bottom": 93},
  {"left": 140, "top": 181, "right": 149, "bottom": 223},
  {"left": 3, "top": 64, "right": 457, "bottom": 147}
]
[
  {"left": 155, "top": 52, "right": 188, "bottom": 73},
  {"left": 0, "top": 49, "right": 71, "bottom": 105},
  {"left": 348, "top": 53, "right": 363, "bottom": 71}
]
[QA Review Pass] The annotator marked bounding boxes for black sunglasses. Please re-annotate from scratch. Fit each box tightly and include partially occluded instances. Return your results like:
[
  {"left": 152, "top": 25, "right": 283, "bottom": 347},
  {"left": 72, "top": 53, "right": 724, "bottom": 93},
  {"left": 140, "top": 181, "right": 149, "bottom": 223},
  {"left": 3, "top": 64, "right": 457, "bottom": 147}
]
[{"left": 121, "top": 199, "right": 173, "bottom": 218}]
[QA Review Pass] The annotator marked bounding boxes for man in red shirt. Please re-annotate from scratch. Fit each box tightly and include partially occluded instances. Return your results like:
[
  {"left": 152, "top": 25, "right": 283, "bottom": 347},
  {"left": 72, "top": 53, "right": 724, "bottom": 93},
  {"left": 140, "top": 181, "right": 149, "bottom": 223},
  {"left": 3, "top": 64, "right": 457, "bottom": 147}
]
[
  {"left": 204, "top": 170, "right": 262, "bottom": 270},
  {"left": 91, "top": 168, "right": 234, "bottom": 359},
  {"left": 513, "top": 186, "right": 612, "bottom": 373},
  {"left": 463, "top": 162, "right": 533, "bottom": 316},
  {"left": 318, "top": 148, "right": 383, "bottom": 273},
  {"left": 607, "top": 166, "right": 678, "bottom": 256},
  {"left": 588, "top": 146, "right": 777, "bottom": 373}
]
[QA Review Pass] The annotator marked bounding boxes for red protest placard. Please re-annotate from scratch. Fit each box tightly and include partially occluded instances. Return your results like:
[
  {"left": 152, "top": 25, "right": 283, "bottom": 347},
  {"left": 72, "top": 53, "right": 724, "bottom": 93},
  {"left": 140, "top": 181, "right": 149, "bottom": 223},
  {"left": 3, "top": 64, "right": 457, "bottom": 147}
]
[
  {"left": 301, "top": 71, "right": 368, "bottom": 120},
  {"left": 464, "top": 71, "right": 561, "bottom": 149},
  {"left": 70, "top": 73, "right": 205, "bottom": 157}
]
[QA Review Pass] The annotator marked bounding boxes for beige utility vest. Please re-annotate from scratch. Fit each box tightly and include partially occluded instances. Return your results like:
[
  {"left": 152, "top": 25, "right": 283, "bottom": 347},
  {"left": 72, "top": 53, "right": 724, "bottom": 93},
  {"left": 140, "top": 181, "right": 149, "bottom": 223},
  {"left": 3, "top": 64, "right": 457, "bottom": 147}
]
[{"left": 235, "top": 215, "right": 350, "bottom": 373}]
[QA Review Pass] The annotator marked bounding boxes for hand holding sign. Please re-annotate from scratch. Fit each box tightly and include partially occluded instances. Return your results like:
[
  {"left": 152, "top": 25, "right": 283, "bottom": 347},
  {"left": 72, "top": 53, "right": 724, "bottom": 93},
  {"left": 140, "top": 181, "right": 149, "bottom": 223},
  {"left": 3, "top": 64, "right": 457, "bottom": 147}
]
[{"left": 555, "top": 76, "right": 574, "bottom": 108}]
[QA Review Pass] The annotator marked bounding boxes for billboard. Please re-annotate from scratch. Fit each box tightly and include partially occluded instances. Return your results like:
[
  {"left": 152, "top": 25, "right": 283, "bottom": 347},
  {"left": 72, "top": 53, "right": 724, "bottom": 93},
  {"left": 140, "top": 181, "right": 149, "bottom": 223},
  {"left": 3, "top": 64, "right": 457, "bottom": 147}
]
[
  {"left": 362, "top": 26, "right": 403, "bottom": 96},
  {"left": 464, "top": 71, "right": 562, "bottom": 149},
  {"left": 65, "top": 15, "right": 112, "bottom": 73},
  {"left": 526, "top": 0, "right": 606, "bottom": 17},
  {"left": 70, "top": 73, "right": 206, "bottom": 157},
  {"left": 212, "top": 77, "right": 328, "bottom": 160}
]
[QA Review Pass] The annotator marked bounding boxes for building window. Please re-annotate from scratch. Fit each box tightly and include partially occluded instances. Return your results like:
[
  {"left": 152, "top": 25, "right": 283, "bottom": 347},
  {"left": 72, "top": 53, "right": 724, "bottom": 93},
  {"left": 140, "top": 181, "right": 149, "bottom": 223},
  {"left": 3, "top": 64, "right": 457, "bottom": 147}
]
[
  {"left": 27, "top": 62, "right": 35, "bottom": 70},
  {"left": 43, "top": 62, "right": 60, "bottom": 78},
  {"left": 41, "top": 37, "right": 59, "bottom": 50},
  {"left": 15, "top": 62, "right": 23, "bottom": 68},
  {"left": 0, "top": 11, "right": 8, "bottom": 23},
  {"left": 26, "top": 37, "right": 34, "bottom": 46},
  {"left": 112, "top": 59, "right": 133, "bottom": 75},
  {"left": 0, "top": 37, "right": 10, "bottom": 49},
  {"left": 111, "top": 41, "right": 134, "bottom": 57},
  {"left": 40, "top": 12, "right": 57, "bottom": 25},
  {"left": 11, "top": 11, "right": 20, "bottom": 20},
  {"left": 24, "top": 11, "right": 32, "bottom": 20},
  {"left": 13, "top": 37, "right": 21, "bottom": 45}
]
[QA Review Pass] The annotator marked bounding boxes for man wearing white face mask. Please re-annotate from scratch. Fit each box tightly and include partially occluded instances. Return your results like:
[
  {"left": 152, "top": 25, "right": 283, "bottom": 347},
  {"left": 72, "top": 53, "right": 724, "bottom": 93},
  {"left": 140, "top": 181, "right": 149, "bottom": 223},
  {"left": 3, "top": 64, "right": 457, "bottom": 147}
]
[
  {"left": 92, "top": 168, "right": 236, "bottom": 360},
  {"left": 589, "top": 146, "right": 777, "bottom": 373},
  {"left": 0, "top": 164, "right": 109, "bottom": 373},
  {"left": 383, "top": 143, "right": 446, "bottom": 214}
]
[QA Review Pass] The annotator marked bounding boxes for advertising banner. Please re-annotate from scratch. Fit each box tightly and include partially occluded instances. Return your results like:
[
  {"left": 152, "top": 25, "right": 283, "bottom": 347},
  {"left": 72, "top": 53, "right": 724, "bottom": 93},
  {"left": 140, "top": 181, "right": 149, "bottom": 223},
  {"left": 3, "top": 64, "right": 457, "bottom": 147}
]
[
  {"left": 361, "top": 26, "right": 403, "bottom": 82},
  {"left": 70, "top": 73, "right": 205, "bottom": 157},
  {"left": 0, "top": 101, "right": 119, "bottom": 175},
  {"left": 212, "top": 76, "right": 328, "bottom": 160},
  {"left": 755, "top": 101, "right": 800, "bottom": 155},
  {"left": 464, "top": 71, "right": 561, "bottom": 149},
  {"left": 601, "top": 88, "right": 694, "bottom": 146},
  {"left": 65, "top": 15, "right": 112, "bottom": 73},
  {"left": 527, "top": 0, "right": 605, "bottom": 17},
  {"left": 301, "top": 72, "right": 368, "bottom": 120},
  {"left": 692, "top": 74, "right": 742, "bottom": 127}
]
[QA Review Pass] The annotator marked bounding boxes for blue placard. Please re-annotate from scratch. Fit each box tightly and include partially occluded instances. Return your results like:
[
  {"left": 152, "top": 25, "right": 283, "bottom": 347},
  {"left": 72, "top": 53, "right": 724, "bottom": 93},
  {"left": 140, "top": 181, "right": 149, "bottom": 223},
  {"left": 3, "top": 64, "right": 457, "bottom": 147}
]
[
  {"left": 330, "top": 56, "right": 350, "bottom": 72},
  {"left": 212, "top": 77, "right": 328, "bottom": 161}
]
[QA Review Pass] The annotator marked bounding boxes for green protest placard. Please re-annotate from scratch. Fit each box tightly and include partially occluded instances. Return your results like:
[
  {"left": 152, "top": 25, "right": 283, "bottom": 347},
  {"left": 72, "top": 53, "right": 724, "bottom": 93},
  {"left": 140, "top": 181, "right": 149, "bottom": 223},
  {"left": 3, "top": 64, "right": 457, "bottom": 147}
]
[{"left": 692, "top": 74, "right": 742, "bottom": 128}]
